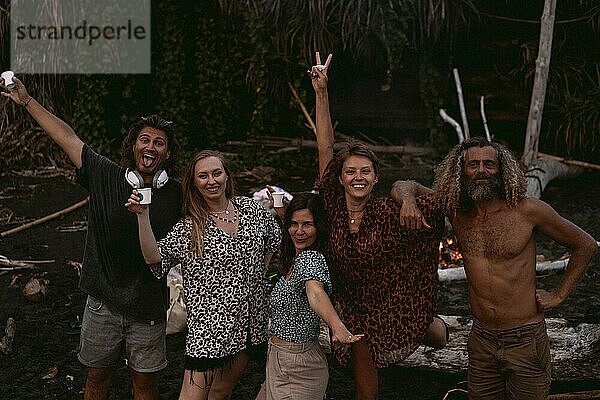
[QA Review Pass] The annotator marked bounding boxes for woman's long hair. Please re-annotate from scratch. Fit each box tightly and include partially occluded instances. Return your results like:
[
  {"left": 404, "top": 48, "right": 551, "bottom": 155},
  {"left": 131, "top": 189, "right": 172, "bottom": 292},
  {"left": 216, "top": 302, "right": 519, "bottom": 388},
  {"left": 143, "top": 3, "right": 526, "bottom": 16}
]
[
  {"left": 278, "top": 193, "right": 329, "bottom": 276},
  {"left": 181, "top": 150, "right": 235, "bottom": 257},
  {"left": 433, "top": 137, "right": 527, "bottom": 214}
]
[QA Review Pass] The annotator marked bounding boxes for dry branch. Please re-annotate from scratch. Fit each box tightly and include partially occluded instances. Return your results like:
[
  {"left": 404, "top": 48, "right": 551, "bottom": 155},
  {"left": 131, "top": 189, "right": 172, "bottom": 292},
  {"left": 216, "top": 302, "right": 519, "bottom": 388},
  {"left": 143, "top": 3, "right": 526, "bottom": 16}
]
[
  {"left": 480, "top": 96, "right": 492, "bottom": 141},
  {"left": 522, "top": 0, "right": 558, "bottom": 167},
  {"left": 538, "top": 153, "right": 600, "bottom": 171},
  {"left": 439, "top": 109, "right": 464, "bottom": 143},
  {"left": 453, "top": 68, "right": 470, "bottom": 140},
  {"left": 0, "top": 197, "right": 89, "bottom": 238},
  {"left": 288, "top": 82, "right": 317, "bottom": 135},
  {"left": 228, "top": 139, "right": 433, "bottom": 155}
]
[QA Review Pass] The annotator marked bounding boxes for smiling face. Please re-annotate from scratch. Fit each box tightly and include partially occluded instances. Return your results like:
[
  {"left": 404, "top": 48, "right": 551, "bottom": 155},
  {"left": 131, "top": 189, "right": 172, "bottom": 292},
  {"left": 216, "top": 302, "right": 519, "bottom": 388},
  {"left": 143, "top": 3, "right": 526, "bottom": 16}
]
[
  {"left": 133, "top": 127, "right": 170, "bottom": 179},
  {"left": 193, "top": 156, "right": 229, "bottom": 202},
  {"left": 463, "top": 146, "right": 502, "bottom": 202},
  {"left": 339, "top": 155, "right": 378, "bottom": 200},
  {"left": 288, "top": 208, "right": 318, "bottom": 255}
]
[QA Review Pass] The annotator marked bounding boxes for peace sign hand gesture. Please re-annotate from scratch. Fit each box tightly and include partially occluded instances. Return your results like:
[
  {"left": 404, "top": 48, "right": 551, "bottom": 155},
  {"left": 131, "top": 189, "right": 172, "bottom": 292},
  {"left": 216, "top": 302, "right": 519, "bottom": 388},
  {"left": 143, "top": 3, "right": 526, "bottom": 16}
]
[{"left": 308, "top": 52, "right": 332, "bottom": 94}]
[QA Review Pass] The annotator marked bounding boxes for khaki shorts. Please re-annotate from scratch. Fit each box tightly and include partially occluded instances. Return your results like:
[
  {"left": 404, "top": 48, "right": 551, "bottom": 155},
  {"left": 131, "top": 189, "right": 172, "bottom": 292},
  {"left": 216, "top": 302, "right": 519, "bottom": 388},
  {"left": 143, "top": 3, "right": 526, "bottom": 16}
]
[
  {"left": 256, "top": 337, "right": 328, "bottom": 400},
  {"left": 467, "top": 319, "right": 551, "bottom": 400},
  {"left": 78, "top": 295, "right": 167, "bottom": 373}
]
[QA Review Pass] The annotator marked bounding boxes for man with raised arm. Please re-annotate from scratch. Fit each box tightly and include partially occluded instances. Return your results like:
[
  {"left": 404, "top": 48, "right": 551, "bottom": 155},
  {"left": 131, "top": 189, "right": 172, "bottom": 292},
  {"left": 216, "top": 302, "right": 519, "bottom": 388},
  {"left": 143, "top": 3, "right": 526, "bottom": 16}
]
[
  {"left": 1, "top": 76, "right": 182, "bottom": 400},
  {"left": 392, "top": 137, "right": 597, "bottom": 400}
]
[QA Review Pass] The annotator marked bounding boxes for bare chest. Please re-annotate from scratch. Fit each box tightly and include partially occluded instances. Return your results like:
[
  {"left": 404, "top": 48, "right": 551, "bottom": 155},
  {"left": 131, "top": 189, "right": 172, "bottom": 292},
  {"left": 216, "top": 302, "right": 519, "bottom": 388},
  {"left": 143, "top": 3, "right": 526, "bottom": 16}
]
[{"left": 453, "top": 211, "right": 534, "bottom": 260}]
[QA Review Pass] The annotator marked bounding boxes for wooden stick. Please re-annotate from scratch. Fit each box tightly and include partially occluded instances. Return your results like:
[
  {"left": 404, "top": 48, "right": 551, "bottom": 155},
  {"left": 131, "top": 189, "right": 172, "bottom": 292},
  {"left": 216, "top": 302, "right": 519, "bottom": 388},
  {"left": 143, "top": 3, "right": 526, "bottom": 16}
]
[
  {"left": 0, "top": 197, "right": 89, "bottom": 238},
  {"left": 11, "top": 259, "right": 55, "bottom": 264},
  {"left": 453, "top": 68, "right": 470, "bottom": 139},
  {"left": 522, "top": 0, "right": 558, "bottom": 168},
  {"left": 439, "top": 109, "right": 464, "bottom": 143},
  {"left": 480, "top": 96, "right": 492, "bottom": 141},
  {"left": 288, "top": 82, "right": 317, "bottom": 135},
  {"left": 547, "top": 391, "right": 600, "bottom": 400},
  {"left": 538, "top": 152, "right": 600, "bottom": 171}
]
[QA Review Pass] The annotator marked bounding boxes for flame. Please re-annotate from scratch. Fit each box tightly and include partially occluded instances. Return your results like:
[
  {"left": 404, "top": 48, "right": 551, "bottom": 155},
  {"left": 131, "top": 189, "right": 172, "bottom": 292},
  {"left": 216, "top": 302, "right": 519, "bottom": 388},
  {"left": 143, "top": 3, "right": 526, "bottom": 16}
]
[{"left": 438, "top": 235, "right": 463, "bottom": 269}]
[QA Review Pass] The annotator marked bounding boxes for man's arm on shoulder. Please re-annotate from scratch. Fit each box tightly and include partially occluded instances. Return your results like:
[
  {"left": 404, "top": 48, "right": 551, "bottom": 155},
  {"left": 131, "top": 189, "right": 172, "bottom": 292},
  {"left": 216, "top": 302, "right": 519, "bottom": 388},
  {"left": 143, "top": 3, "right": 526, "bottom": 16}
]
[
  {"left": 522, "top": 198, "right": 598, "bottom": 311},
  {"left": 390, "top": 180, "right": 434, "bottom": 230}
]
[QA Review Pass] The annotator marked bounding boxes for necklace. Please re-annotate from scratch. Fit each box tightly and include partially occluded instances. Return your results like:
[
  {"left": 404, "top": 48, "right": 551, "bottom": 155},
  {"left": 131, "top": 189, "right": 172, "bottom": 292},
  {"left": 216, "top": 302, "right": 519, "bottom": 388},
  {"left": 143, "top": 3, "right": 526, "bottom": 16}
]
[
  {"left": 210, "top": 202, "right": 237, "bottom": 223},
  {"left": 348, "top": 209, "right": 365, "bottom": 224},
  {"left": 210, "top": 201, "right": 231, "bottom": 215}
]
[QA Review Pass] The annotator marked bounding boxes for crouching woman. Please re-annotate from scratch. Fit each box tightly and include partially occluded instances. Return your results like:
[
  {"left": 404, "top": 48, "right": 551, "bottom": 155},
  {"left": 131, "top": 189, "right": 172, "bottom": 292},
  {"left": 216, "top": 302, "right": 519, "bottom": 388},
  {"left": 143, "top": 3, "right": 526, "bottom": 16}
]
[{"left": 257, "top": 193, "right": 362, "bottom": 400}]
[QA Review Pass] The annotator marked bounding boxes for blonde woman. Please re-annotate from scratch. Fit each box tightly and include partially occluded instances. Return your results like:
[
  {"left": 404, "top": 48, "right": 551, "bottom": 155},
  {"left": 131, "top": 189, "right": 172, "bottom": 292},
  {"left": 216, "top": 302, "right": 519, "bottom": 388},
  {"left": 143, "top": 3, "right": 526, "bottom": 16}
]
[{"left": 126, "top": 150, "right": 281, "bottom": 400}]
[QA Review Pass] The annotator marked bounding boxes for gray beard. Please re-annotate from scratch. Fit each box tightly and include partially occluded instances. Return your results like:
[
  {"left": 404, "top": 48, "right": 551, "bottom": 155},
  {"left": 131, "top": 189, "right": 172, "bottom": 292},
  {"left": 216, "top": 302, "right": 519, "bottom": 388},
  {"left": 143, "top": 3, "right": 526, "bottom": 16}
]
[{"left": 464, "top": 174, "right": 503, "bottom": 203}]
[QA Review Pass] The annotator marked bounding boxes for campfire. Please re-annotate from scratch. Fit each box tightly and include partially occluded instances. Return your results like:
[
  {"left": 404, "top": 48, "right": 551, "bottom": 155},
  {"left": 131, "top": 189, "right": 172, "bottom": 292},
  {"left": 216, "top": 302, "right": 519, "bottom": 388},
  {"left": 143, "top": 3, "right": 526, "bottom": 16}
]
[{"left": 438, "top": 236, "right": 463, "bottom": 269}]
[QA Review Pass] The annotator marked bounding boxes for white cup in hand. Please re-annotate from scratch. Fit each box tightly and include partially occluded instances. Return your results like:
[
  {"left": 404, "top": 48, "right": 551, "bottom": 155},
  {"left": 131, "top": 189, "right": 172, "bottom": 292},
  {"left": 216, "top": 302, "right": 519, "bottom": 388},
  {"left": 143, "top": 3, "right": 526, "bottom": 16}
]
[
  {"left": 137, "top": 188, "right": 152, "bottom": 205},
  {"left": 271, "top": 192, "right": 285, "bottom": 208},
  {"left": 1, "top": 71, "right": 15, "bottom": 89}
]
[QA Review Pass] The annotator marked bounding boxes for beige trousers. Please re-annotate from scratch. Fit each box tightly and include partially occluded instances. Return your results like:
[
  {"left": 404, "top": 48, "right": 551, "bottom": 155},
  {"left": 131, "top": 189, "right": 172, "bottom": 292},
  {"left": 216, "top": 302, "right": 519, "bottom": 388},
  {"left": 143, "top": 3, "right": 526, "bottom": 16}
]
[{"left": 256, "top": 337, "right": 328, "bottom": 400}]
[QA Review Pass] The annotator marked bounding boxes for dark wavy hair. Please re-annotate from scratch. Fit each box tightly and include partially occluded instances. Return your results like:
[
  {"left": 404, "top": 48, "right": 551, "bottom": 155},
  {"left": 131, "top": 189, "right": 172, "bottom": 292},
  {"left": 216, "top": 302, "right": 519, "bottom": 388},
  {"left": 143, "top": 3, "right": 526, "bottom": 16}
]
[
  {"left": 334, "top": 139, "right": 380, "bottom": 178},
  {"left": 433, "top": 137, "right": 527, "bottom": 214},
  {"left": 119, "top": 115, "right": 180, "bottom": 177},
  {"left": 182, "top": 150, "right": 235, "bottom": 257},
  {"left": 279, "top": 193, "right": 329, "bottom": 276}
]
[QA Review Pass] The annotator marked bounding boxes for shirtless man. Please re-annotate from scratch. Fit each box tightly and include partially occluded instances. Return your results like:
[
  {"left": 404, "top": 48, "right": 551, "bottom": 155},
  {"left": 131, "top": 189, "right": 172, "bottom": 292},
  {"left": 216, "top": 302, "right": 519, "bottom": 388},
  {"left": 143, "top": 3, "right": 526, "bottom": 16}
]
[{"left": 392, "top": 137, "right": 597, "bottom": 399}]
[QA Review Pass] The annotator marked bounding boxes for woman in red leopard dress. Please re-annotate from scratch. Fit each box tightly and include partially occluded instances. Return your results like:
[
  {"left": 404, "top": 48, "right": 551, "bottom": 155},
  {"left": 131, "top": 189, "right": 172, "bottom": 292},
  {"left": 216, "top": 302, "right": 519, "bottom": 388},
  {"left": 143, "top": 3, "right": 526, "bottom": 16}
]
[{"left": 310, "top": 53, "right": 448, "bottom": 399}]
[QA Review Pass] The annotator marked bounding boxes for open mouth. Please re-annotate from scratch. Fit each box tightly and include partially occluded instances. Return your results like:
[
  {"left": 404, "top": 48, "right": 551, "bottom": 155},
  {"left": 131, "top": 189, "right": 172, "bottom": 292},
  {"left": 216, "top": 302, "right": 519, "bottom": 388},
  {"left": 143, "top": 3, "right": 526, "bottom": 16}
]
[
  {"left": 141, "top": 153, "right": 156, "bottom": 168},
  {"left": 206, "top": 186, "right": 220, "bottom": 194}
]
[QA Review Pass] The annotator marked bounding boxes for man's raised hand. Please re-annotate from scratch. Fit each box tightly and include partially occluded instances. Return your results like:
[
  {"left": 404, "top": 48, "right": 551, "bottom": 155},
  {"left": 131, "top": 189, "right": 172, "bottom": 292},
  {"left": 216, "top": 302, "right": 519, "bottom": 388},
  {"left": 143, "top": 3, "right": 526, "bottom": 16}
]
[{"left": 0, "top": 76, "right": 32, "bottom": 106}]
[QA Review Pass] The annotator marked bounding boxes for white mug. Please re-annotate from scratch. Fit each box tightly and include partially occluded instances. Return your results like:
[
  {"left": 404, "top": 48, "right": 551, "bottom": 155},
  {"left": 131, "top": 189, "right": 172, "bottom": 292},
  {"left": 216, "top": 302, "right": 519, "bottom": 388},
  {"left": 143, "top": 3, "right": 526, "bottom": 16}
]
[
  {"left": 271, "top": 192, "right": 285, "bottom": 208},
  {"left": 1, "top": 71, "right": 16, "bottom": 89},
  {"left": 137, "top": 188, "right": 152, "bottom": 205}
]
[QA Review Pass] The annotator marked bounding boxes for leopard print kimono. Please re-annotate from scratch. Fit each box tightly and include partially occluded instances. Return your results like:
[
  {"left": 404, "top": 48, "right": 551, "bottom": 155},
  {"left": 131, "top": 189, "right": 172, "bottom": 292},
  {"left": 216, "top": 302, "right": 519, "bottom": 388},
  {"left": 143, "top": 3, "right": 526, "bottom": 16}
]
[
  {"left": 153, "top": 196, "right": 281, "bottom": 369},
  {"left": 315, "top": 160, "right": 444, "bottom": 368}
]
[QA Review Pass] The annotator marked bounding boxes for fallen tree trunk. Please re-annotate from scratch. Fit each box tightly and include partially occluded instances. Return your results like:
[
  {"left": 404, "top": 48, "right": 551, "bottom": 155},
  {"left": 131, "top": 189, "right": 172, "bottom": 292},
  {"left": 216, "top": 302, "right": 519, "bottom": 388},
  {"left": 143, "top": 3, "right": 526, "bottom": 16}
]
[
  {"left": 399, "top": 316, "right": 600, "bottom": 381},
  {"left": 439, "top": 258, "right": 569, "bottom": 282},
  {"left": 525, "top": 157, "right": 584, "bottom": 199},
  {"left": 227, "top": 139, "right": 433, "bottom": 155}
]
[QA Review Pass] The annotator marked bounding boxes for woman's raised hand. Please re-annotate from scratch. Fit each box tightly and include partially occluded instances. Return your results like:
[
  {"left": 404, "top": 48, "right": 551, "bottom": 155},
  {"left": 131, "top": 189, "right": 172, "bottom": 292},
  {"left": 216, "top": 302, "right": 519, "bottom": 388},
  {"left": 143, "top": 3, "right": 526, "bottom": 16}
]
[
  {"left": 308, "top": 52, "right": 332, "bottom": 94},
  {"left": 266, "top": 185, "right": 288, "bottom": 220},
  {"left": 125, "top": 190, "right": 149, "bottom": 215}
]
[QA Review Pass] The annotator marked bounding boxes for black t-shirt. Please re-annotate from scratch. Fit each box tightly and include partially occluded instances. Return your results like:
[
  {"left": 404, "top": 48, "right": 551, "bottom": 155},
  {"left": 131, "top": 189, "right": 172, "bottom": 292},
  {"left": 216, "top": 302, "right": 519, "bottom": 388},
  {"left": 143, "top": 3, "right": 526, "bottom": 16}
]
[{"left": 75, "top": 144, "right": 182, "bottom": 323}]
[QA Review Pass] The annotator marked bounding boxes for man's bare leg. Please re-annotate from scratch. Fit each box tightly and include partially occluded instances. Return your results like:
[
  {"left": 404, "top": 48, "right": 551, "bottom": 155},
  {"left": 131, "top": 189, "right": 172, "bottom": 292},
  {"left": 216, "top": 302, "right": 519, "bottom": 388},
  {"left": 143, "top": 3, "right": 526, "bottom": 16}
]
[
  {"left": 84, "top": 367, "right": 116, "bottom": 400},
  {"left": 351, "top": 340, "right": 378, "bottom": 400},
  {"left": 129, "top": 369, "right": 159, "bottom": 400}
]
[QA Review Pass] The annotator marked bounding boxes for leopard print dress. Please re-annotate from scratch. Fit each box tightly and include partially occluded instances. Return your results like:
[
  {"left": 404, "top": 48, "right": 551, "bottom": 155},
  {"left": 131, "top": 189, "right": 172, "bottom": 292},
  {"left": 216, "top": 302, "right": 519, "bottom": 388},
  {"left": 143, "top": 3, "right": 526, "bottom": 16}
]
[
  {"left": 153, "top": 196, "right": 281, "bottom": 368},
  {"left": 315, "top": 160, "right": 444, "bottom": 368}
]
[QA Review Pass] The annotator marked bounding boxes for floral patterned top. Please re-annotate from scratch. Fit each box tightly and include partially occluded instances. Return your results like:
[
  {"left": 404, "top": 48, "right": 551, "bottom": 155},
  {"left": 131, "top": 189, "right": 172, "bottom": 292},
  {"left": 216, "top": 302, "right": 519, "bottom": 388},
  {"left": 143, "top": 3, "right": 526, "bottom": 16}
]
[
  {"left": 153, "top": 196, "right": 281, "bottom": 361},
  {"left": 269, "top": 250, "right": 332, "bottom": 343},
  {"left": 315, "top": 160, "right": 444, "bottom": 368}
]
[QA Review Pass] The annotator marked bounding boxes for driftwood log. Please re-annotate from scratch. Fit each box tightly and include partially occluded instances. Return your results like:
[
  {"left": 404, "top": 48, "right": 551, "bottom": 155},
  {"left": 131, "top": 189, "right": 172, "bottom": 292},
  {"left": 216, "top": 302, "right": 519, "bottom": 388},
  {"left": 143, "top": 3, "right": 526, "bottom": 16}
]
[
  {"left": 399, "top": 316, "right": 600, "bottom": 381},
  {"left": 439, "top": 258, "right": 570, "bottom": 282},
  {"left": 226, "top": 139, "right": 433, "bottom": 155}
]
